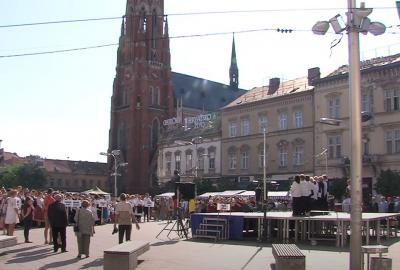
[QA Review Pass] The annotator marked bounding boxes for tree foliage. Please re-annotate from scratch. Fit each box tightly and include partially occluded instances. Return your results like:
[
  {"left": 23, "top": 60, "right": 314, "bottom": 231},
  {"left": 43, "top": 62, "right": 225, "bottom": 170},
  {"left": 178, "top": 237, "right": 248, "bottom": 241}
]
[
  {"left": 0, "top": 164, "right": 47, "bottom": 189},
  {"left": 375, "top": 169, "right": 400, "bottom": 197},
  {"left": 329, "top": 178, "right": 348, "bottom": 201}
]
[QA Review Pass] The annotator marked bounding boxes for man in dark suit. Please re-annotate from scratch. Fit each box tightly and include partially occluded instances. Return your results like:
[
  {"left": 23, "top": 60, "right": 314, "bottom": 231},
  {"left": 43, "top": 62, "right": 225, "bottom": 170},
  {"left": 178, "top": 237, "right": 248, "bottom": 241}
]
[{"left": 47, "top": 194, "right": 68, "bottom": 252}]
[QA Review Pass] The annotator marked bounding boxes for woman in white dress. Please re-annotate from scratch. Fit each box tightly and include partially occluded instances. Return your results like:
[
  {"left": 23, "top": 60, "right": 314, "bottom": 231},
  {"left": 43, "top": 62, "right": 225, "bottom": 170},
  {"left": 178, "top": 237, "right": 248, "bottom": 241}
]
[{"left": 5, "top": 190, "right": 20, "bottom": 236}]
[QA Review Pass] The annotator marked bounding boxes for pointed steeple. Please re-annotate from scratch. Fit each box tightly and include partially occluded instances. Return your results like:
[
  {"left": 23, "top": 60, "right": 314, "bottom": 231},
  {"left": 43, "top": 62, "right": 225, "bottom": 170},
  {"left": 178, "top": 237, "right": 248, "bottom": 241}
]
[
  {"left": 164, "top": 15, "right": 169, "bottom": 38},
  {"left": 229, "top": 34, "right": 239, "bottom": 89}
]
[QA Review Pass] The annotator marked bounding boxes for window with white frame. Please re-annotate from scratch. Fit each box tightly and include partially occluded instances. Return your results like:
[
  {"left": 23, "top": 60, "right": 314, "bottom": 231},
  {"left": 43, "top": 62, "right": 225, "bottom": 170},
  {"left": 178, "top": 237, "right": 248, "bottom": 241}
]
[
  {"left": 361, "top": 92, "right": 371, "bottom": 112},
  {"left": 258, "top": 115, "right": 268, "bottom": 133},
  {"left": 328, "top": 135, "right": 342, "bottom": 159},
  {"left": 175, "top": 152, "right": 181, "bottom": 172},
  {"left": 279, "top": 145, "right": 288, "bottom": 167},
  {"left": 384, "top": 89, "right": 400, "bottom": 112},
  {"left": 185, "top": 151, "right": 192, "bottom": 173},
  {"left": 208, "top": 151, "right": 215, "bottom": 170},
  {"left": 166, "top": 153, "right": 171, "bottom": 175},
  {"left": 228, "top": 151, "right": 237, "bottom": 170},
  {"left": 197, "top": 149, "right": 204, "bottom": 170},
  {"left": 293, "top": 111, "right": 303, "bottom": 128},
  {"left": 241, "top": 118, "right": 250, "bottom": 136},
  {"left": 293, "top": 145, "right": 304, "bottom": 165},
  {"left": 278, "top": 112, "right": 288, "bottom": 130},
  {"left": 328, "top": 96, "right": 340, "bottom": 118},
  {"left": 385, "top": 129, "right": 400, "bottom": 154},
  {"left": 229, "top": 121, "right": 237, "bottom": 137},
  {"left": 240, "top": 150, "right": 249, "bottom": 169}
]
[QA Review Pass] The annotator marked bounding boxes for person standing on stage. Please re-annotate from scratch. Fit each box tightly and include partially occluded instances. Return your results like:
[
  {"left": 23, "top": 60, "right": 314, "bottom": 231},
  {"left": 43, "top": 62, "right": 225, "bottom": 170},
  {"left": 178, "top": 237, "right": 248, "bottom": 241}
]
[
  {"left": 47, "top": 194, "right": 68, "bottom": 252},
  {"left": 300, "top": 174, "right": 310, "bottom": 216},
  {"left": 321, "top": 175, "right": 329, "bottom": 210},
  {"left": 290, "top": 175, "right": 302, "bottom": 216},
  {"left": 310, "top": 177, "right": 319, "bottom": 210},
  {"left": 114, "top": 193, "right": 140, "bottom": 244}
]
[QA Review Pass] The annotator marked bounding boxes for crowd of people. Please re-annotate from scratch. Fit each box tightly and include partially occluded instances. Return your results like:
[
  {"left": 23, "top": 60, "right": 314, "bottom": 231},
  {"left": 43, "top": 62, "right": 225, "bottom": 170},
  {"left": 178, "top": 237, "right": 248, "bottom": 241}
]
[
  {"left": 0, "top": 178, "right": 399, "bottom": 255},
  {"left": 0, "top": 187, "right": 160, "bottom": 258}
]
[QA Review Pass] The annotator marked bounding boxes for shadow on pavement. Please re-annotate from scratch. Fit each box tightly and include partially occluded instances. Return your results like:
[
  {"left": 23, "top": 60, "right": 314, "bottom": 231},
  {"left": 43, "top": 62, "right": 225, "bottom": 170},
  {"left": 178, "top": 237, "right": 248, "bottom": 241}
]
[
  {"left": 240, "top": 246, "right": 263, "bottom": 270},
  {"left": 38, "top": 257, "right": 81, "bottom": 270},
  {"left": 80, "top": 258, "right": 104, "bottom": 269},
  {"left": 151, "top": 240, "right": 179, "bottom": 247},
  {"left": 15, "top": 247, "right": 53, "bottom": 257},
  {"left": 0, "top": 245, "right": 37, "bottom": 256},
  {"left": 6, "top": 252, "right": 57, "bottom": 264}
]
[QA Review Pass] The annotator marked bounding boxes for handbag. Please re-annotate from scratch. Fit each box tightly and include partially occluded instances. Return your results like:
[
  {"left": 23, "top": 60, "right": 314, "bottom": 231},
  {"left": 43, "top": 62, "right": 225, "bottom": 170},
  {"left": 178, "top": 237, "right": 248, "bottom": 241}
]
[{"left": 74, "top": 209, "right": 80, "bottom": 232}]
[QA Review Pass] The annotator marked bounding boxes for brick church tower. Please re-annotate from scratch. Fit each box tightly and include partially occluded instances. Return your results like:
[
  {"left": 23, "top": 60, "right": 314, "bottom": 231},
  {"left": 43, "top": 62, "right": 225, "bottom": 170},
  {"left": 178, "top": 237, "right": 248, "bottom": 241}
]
[{"left": 108, "top": 0, "right": 174, "bottom": 194}]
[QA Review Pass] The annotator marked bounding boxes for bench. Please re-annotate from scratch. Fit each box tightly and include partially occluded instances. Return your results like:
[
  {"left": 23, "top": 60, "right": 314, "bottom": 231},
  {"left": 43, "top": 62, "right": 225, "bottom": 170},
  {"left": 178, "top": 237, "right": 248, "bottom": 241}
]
[
  {"left": 0, "top": 236, "right": 17, "bottom": 249},
  {"left": 104, "top": 240, "right": 150, "bottom": 270},
  {"left": 272, "top": 244, "right": 305, "bottom": 270}
]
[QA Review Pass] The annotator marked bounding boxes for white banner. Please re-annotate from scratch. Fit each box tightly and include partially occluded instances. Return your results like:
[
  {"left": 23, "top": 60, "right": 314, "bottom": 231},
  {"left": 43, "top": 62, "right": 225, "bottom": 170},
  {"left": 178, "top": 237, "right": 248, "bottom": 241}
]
[{"left": 217, "top": 203, "right": 231, "bottom": 211}]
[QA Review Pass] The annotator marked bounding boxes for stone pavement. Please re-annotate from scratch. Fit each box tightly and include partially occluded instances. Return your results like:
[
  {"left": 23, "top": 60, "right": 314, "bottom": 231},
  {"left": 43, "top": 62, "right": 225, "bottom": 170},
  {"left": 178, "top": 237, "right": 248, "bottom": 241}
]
[{"left": 0, "top": 222, "right": 399, "bottom": 270}]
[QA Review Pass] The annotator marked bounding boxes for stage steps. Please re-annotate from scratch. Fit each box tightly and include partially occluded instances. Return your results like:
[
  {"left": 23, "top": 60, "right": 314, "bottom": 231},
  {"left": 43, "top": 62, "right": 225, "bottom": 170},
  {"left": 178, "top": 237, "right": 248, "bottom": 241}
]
[{"left": 193, "top": 217, "right": 228, "bottom": 241}]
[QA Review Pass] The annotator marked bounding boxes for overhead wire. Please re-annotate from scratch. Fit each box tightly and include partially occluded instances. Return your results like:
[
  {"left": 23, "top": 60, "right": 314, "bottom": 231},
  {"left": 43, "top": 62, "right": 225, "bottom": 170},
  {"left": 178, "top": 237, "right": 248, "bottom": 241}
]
[
  {"left": 0, "top": 6, "right": 397, "bottom": 28},
  {"left": 0, "top": 27, "right": 311, "bottom": 58}
]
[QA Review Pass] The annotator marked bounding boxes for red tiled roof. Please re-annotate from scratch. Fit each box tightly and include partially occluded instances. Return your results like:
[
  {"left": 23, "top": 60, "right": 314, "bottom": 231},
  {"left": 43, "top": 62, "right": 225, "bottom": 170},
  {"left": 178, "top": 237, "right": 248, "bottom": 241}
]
[
  {"left": 224, "top": 77, "right": 312, "bottom": 108},
  {"left": 327, "top": 53, "right": 400, "bottom": 77}
]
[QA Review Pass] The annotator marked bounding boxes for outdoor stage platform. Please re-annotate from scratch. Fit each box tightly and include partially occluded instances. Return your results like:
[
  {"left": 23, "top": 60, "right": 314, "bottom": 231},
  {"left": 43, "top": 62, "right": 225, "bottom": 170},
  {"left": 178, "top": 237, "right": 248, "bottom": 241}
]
[{"left": 191, "top": 211, "right": 400, "bottom": 247}]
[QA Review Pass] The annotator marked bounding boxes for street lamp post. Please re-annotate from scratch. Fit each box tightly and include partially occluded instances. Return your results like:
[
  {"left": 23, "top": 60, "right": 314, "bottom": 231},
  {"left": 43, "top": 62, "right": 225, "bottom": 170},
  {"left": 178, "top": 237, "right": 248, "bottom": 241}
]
[
  {"left": 313, "top": 3, "right": 386, "bottom": 268},
  {"left": 262, "top": 127, "right": 268, "bottom": 240},
  {"left": 100, "top": 150, "right": 127, "bottom": 198}
]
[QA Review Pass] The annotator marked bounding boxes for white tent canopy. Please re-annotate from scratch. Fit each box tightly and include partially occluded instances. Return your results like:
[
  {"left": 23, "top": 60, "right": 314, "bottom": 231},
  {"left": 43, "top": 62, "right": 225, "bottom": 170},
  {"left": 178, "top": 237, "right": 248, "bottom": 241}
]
[
  {"left": 219, "top": 190, "right": 246, "bottom": 196},
  {"left": 197, "top": 192, "right": 221, "bottom": 198},
  {"left": 155, "top": 192, "right": 175, "bottom": 198}
]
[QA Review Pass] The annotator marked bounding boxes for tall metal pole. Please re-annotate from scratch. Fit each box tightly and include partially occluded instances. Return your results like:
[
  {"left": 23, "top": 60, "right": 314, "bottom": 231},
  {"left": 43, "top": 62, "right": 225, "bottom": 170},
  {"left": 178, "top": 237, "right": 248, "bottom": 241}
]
[
  {"left": 347, "top": 1, "right": 363, "bottom": 269},
  {"left": 263, "top": 128, "right": 266, "bottom": 202},
  {"left": 113, "top": 154, "right": 118, "bottom": 198},
  {"left": 325, "top": 149, "right": 328, "bottom": 176}
]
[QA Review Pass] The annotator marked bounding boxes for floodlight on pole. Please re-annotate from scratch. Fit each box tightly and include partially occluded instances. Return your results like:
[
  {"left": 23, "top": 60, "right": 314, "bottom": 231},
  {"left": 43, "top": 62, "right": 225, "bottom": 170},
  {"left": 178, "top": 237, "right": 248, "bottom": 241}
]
[
  {"left": 100, "top": 149, "right": 124, "bottom": 198},
  {"left": 319, "top": 117, "right": 342, "bottom": 126},
  {"left": 312, "top": 2, "right": 385, "bottom": 269}
]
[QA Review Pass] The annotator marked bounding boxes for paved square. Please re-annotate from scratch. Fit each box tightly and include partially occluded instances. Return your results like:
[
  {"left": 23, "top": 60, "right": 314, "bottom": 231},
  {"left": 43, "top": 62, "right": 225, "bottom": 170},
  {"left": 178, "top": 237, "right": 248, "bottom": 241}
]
[{"left": 0, "top": 222, "right": 398, "bottom": 269}]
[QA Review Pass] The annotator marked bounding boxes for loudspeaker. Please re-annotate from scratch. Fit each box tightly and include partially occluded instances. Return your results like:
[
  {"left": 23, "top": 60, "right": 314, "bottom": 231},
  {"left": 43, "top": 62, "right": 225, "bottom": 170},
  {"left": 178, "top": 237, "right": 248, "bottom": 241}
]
[{"left": 175, "top": 182, "right": 196, "bottom": 201}]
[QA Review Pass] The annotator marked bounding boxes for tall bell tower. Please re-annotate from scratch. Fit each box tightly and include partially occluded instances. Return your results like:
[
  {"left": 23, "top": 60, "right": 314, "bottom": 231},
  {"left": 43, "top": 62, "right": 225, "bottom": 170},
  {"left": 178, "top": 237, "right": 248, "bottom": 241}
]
[{"left": 108, "top": 0, "right": 174, "bottom": 194}]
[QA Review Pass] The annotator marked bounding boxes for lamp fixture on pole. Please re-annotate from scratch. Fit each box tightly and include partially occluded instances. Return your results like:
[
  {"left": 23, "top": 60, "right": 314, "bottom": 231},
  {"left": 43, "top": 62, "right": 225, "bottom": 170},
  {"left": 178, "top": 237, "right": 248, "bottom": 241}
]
[
  {"left": 100, "top": 150, "right": 127, "bottom": 198},
  {"left": 312, "top": 2, "right": 385, "bottom": 269}
]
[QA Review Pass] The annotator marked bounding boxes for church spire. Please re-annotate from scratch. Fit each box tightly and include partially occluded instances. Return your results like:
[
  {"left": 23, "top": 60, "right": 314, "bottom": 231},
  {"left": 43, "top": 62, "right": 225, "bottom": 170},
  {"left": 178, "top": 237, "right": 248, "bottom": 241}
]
[{"left": 229, "top": 34, "right": 239, "bottom": 89}]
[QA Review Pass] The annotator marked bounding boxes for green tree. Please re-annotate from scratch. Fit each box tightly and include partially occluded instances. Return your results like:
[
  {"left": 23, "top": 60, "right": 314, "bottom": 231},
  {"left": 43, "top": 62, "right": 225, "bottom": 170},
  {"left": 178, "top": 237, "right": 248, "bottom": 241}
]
[
  {"left": 329, "top": 178, "right": 348, "bottom": 201},
  {"left": 194, "top": 178, "right": 216, "bottom": 195},
  {"left": 375, "top": 169, "right": 400, "bottom": 197},
  {"left": 0, "top": 164, "right": 47, "bottom": 189}
]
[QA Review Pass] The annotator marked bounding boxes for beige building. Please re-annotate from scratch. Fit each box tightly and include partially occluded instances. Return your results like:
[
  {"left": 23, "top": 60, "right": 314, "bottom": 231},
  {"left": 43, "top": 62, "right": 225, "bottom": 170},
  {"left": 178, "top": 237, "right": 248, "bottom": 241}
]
[
  {"left": 221, "top": 70, "right": 318, "bottom": 190},
  {"left": 158, "top": 113, "right": 222, "bottom": 184},
  {"left": 1, "top": 152, "right": 109, "bottom": 192},
  {"left": 314, "top": 54, "right": 400, "bottom": 197}
]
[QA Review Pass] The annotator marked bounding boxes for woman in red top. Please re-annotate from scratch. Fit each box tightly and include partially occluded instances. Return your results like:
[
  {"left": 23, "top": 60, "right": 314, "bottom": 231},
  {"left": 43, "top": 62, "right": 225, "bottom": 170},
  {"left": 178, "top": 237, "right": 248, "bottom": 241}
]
[{"left": 43, "top": 189, "right": 55, "bottom": 244}]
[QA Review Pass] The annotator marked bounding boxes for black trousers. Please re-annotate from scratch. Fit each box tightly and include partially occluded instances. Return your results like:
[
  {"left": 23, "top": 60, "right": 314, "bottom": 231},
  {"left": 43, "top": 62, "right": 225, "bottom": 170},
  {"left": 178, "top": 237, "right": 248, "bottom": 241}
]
[
  {"left": 292, "top": 197, "right": 302, "bottom": 216},
  {"left": 52, "top": 226, "right": 66, "bottom": 251},
  {"left": 118, "top": 224, "right": 132, "bottom": 244},
  {"left": 23, "top": 219, "right": 32, "bottom": 241}
]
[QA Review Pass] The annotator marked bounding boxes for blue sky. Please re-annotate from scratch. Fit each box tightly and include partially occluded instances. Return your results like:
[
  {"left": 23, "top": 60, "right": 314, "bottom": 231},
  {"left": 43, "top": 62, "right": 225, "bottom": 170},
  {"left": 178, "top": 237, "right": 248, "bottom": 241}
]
[{"left": 1, "top": 0, "right": 399, "bottom": 162}]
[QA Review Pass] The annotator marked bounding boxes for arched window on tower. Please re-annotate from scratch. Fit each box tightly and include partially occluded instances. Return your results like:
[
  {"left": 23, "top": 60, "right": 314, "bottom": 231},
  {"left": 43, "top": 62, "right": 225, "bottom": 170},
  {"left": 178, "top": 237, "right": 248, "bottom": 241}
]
[
  {"left": 139, "top": 7, "right": 147, "bottom": 33},
  {"left": 150, "top": 118, "right": 160, "bottom": 150},
  {"left": 117, "top": 122, "right": 128, "bottom": 155},
  {"left": 154, "top": 87, "right": 160, "bottom": 105},
  {"left": 151, "top": 9, "right": 157, "bottom": 49},
  {"left": 149, "top": 86, "right": 154, "bottom": 105}
]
